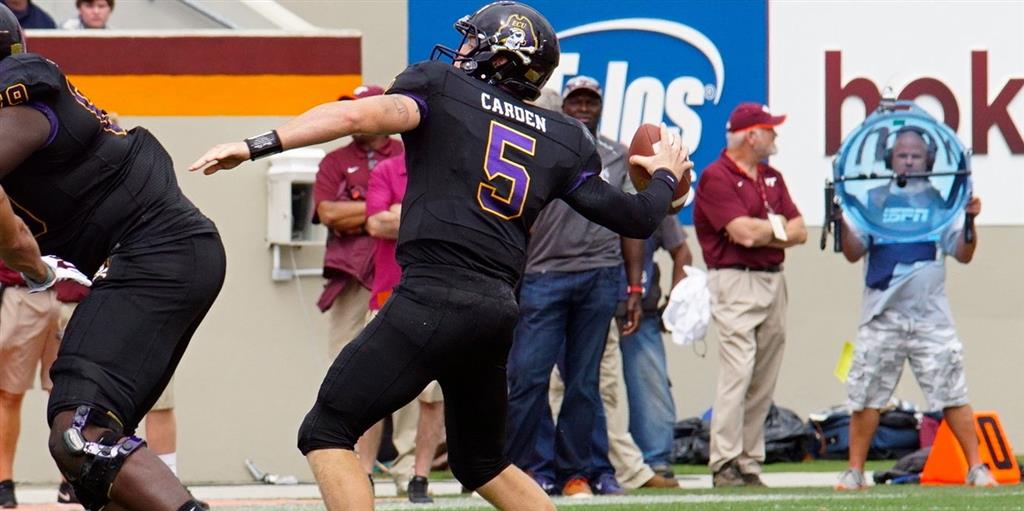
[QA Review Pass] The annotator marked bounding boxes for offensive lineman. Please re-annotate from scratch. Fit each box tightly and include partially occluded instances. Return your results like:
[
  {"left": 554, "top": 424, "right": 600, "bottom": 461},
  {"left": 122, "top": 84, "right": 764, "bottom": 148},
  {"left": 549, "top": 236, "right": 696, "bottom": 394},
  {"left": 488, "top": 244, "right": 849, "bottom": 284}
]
[
  {"left": 191, "top": 2, "right": 691, "bottom": 509},
  {"left": 0, "top": 5, "right": 223, "bottom": 510}
]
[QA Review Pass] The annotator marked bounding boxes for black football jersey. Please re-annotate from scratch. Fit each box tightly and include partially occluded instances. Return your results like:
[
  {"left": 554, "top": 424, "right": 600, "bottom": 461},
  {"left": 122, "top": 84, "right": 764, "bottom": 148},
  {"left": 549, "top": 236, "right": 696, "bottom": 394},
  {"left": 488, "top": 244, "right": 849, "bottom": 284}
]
[
  {"left": 0, "top": 53, "right": 215, "bottom": 275},
  {"left": 387, "top": 60, "right": 601, "bottom": 285}
]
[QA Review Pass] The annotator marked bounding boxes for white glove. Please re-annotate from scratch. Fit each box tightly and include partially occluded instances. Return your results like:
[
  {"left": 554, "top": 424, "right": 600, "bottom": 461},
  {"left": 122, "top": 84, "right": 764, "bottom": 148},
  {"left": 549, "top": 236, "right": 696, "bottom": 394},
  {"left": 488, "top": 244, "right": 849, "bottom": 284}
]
[{"left": 22, "top": 255, "right": 92, "bottom": 293}]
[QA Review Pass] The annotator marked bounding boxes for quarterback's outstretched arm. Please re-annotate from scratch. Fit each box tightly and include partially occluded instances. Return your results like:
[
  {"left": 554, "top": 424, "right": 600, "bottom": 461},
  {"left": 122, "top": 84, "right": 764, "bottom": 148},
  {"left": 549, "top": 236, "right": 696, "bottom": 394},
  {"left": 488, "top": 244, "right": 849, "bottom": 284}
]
[
  {"left": 189, "top": 94, "right": 421, "bottom": 175},
  {"left": 564, "top": 171, "right": 676, "bottom": 239}
]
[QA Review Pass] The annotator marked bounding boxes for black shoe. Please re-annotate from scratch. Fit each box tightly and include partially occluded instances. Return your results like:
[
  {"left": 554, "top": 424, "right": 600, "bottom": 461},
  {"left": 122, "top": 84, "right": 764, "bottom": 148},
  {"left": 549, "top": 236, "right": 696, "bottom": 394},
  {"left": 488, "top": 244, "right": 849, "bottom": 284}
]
[
  {"left": 740, "top": 472, "right": 767, "bottom": 487},
  {"left": 407, "top": 475, "right": 433, "bottom": 504},
  {"left": 57, "top": 481, "right": 79, "bottom": 504},
  {"left": 0, "top": 480, "right": 15, "bottom": 509},
  {"left": 183, "top": 488, "right": 209, "bottom": 510},
  {"left": 712, "top": 462, "right": 745, "bottom": 488}
]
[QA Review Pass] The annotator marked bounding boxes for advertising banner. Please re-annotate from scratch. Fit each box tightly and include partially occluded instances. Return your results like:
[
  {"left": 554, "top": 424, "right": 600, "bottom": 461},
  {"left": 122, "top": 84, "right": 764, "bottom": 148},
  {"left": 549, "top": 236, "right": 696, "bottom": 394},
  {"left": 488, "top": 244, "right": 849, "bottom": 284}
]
[
  {"left": 409, "top": 0, "right": 769, "bottom": 223},
  {"left": 770, "top": 1, "right": 1024, "bottom": 225}
]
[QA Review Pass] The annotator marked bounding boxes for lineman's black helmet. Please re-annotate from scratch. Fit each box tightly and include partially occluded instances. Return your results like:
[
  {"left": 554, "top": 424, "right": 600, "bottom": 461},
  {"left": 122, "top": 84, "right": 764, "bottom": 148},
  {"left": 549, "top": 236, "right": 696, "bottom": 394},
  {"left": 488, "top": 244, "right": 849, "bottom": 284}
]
[{"left": 0, "top": 4, "right": 25, "bottom": 61}]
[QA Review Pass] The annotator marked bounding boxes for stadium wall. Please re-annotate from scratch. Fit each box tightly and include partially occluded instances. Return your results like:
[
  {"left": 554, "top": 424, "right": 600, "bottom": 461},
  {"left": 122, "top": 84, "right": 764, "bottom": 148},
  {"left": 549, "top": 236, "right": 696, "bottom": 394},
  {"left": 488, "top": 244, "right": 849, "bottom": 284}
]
[{"left": 12, "top": 0, "right": 1024, "bottom": 485}]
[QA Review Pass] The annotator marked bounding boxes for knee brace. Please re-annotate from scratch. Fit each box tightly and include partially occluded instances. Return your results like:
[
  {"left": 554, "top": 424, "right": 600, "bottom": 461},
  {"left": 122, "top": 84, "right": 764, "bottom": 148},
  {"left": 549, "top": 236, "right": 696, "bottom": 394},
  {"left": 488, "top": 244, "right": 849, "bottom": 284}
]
[{"left": 57, "top": 406, "right": 147, "bottom": 510}]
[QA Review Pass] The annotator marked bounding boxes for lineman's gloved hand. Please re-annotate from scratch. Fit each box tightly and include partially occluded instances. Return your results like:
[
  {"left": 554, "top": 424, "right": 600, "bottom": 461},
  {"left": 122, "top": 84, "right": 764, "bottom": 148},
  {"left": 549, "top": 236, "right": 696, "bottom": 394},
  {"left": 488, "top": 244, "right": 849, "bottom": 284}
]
[{"left": 23, "top": 256, "right": 92, "bottom": 293}]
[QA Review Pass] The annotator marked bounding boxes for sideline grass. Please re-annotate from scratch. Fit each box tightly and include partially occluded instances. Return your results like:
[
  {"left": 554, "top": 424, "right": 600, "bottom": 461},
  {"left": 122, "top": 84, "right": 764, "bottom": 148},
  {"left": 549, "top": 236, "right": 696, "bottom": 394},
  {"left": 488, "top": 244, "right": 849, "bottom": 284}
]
[{"left": 213, "top": 484, "right": 1024, "bottom": 511}]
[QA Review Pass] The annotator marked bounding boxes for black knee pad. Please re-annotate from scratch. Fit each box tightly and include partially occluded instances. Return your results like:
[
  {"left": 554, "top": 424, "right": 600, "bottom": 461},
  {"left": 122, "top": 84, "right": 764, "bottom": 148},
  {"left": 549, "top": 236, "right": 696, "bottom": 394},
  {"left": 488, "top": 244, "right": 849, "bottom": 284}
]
[
  {"left": 49, "top": 406, "right": 147, "bottom": 510},
  {"left": 297, "top": 402, "right": 358, "bottom": 455},
  {"left": 448, "top": 454, "right": 509, "bottom": 491}
]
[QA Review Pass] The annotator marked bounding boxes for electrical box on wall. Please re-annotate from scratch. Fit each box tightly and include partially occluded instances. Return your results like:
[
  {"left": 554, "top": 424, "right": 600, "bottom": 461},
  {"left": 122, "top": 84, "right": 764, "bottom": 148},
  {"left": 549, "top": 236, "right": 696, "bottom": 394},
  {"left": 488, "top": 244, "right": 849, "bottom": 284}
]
[{"left": 266, "top": 148, "right": 327, "bottom": 246}]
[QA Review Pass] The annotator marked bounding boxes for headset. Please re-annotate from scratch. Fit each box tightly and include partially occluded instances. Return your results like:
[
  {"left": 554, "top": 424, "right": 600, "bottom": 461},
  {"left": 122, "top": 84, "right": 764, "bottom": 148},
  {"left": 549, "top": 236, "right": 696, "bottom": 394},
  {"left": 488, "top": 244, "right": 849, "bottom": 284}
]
[{"left": 883, "top": 125, "right": 938, "bottom": 171}]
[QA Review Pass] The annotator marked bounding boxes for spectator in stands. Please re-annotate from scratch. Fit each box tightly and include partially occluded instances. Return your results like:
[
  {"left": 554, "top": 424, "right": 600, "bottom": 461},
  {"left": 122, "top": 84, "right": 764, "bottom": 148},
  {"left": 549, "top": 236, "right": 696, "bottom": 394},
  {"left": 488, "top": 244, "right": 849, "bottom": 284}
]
[
  {"left": 312, "top": 83, "right": 403, "bottom": 472},
  {"left": 363, "top": 155, "right": 445, "bottom": 504},
  {"left": 1, "top": 0, "right": 55, "bottom": 28},
  {"left": 61, "top": 0, "right": 113, "bottom": 30},
  {"left": 618, "top": 215, "right": 692, "bottom": 480},
  {"left": 693, "top": 102, "right": 805, "bottom": 487},
  {"left": 505, "top": 76, "right": 637, "bottom": 498},
  {"left": 834, "top": 128, "right": 994, "bottom": 490},
  {"left": 0, "top": 264, "right": 61, "bottom": 508}
]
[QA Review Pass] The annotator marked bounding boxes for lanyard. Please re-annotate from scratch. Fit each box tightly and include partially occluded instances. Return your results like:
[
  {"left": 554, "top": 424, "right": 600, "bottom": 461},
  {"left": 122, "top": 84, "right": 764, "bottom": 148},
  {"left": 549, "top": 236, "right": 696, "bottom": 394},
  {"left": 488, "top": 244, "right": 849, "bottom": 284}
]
[
  {"left": 753, "top": 176, "right": 775, "bottom": 214},
  {"left": 725, "top": 155, "right": 775, "bottom": 214}
]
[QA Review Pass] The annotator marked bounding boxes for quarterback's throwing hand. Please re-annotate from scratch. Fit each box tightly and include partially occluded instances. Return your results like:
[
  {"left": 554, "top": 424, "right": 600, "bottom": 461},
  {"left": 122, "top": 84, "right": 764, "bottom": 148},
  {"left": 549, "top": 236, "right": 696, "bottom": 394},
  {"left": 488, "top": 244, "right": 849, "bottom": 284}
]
[
  {"left": 189, "top": 142, "right": 251, "bottom": 175},
  {"left": 24, "top": 256, "right": 92, "bottom": 293}
]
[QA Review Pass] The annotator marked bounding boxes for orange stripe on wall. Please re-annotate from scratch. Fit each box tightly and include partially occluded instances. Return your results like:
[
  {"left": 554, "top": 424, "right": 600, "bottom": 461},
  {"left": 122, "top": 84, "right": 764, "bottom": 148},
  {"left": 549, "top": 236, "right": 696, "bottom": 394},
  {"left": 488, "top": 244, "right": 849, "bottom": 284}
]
[{"left": 67, "top": 74, "right": 363, "bottom": 116}]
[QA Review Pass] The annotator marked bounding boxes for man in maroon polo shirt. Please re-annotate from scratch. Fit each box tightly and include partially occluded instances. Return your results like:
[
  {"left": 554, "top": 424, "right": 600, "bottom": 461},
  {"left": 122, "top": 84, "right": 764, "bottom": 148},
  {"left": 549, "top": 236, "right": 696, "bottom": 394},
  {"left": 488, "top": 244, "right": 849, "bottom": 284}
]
[
  {"left": 693, "top": 102, "right": 806, "bottom": 488},
  {"left": 313, "top": 84, "right": 404, "bottom": 361}
]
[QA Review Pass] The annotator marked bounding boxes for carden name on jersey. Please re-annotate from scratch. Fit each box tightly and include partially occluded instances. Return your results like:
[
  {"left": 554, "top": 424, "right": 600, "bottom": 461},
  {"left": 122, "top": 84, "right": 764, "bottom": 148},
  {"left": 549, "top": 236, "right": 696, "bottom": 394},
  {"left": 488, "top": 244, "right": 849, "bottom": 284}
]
[{"left": 480, "top": 92, "right": 547, "bottom": 133}]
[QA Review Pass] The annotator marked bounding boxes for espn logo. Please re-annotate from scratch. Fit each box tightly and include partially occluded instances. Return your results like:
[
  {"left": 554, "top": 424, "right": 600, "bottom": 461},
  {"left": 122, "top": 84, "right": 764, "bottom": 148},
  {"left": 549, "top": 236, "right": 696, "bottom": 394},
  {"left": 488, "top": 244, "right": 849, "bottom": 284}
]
[{"left": 882, "top": 207, "right": 930, "bottom": 224}]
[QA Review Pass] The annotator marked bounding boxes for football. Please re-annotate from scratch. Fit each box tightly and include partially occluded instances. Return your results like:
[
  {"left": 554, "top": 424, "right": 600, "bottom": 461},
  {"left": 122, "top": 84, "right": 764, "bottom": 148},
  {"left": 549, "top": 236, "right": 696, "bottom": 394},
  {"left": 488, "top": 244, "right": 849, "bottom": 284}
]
[{"left": 627, "top": 123, "right": 692, "bottom": 213}]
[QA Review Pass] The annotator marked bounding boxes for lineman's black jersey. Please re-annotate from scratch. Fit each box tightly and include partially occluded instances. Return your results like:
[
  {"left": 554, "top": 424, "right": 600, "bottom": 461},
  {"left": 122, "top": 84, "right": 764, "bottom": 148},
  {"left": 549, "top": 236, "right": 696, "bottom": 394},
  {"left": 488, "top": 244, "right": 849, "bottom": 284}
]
[
  {"left": 387, "top": 60, "right": 603, "bottom": 285},
  {"left": 0, "top": 53, "right": 216, "bottom": 276}
]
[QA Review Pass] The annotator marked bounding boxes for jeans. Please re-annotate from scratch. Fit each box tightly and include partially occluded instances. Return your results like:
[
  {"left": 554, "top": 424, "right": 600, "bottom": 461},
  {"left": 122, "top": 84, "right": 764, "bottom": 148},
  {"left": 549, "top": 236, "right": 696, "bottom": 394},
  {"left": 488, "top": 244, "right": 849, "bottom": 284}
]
[
  {"left": 505, "top": 266, "right": 621, "bottom": 484},
  {"left": 620, "top": 314, "right": 676, "bottom": 467}
]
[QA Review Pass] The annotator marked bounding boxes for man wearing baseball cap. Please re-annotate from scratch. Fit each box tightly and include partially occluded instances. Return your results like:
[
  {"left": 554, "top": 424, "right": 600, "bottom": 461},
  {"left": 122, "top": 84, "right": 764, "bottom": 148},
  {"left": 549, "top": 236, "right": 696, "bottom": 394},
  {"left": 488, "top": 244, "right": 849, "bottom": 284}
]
[
  {"left": 311, "top": 83, "right": 404, "bottom": 479},
  {"left": 506, "top": 75, "right": 670, "bottom": 497},
  {"left": 693, "top": 102, "right": 806, "bottom": 487}
]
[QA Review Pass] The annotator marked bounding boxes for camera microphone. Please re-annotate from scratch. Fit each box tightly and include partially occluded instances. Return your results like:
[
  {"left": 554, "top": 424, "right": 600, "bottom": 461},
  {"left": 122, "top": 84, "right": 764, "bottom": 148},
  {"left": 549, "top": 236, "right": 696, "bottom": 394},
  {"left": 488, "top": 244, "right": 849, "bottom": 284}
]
[{"left": 896, "top": 174, "right": 908, "bottom": 188}]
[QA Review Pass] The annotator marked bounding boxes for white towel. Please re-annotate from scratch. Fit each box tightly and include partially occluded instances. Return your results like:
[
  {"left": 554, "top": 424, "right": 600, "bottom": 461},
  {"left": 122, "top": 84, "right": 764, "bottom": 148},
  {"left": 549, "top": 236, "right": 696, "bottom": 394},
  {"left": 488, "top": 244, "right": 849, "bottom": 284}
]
[{"left": 661, "top": 265, "right": 711, "bottom": 346}]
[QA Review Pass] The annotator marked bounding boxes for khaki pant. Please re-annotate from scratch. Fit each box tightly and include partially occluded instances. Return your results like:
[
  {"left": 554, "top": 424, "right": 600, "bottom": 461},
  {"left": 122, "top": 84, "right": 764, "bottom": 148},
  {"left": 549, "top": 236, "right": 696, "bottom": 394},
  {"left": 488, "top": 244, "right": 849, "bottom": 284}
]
[
  {"left": 549, "top": 321, "right": 653, "bottom": 489},
  {"left": 0, "top": 287, "right": 60, "bottom": 393},
  {"left": 326, "top": 282, "right": 372, "bottom": 359},
  {"left": 707, "top": 269, "right": 787, "bottom": 475}
]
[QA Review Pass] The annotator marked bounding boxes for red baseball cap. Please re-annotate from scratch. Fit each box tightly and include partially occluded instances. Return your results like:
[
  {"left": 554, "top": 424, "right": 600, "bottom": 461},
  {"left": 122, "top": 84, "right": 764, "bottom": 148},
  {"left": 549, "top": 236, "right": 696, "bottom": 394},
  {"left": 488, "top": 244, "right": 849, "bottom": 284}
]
[
  {"left": 339, "top": 84, "right": 384, "bottom": 101},
  {"left": 726, "top": 102, "right": 786, "bottom": 132}
]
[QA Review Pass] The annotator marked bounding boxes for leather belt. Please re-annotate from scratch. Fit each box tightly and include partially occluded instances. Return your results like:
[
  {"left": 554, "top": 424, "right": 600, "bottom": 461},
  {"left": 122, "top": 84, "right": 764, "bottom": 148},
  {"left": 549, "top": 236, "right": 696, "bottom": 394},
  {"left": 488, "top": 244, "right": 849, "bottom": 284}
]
[{"left": 719, "top": 265, "right": 782, "bottom": 273}]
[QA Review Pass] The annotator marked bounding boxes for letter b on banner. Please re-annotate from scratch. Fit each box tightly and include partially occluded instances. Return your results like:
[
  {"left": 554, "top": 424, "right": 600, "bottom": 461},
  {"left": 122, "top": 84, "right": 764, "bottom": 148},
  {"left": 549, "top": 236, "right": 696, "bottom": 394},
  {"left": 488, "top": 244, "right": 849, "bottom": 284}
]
[{"left": 921, "top": 411, "right": 1020, "bottom": 485}]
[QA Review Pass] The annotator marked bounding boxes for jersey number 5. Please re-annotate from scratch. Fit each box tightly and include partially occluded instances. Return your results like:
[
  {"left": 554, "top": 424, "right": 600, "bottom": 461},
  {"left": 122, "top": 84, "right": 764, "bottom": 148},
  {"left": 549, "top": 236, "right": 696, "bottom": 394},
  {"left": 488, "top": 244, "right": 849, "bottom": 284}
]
[{"left": 478, "top": 120, "right": 535, "bottom": 220}]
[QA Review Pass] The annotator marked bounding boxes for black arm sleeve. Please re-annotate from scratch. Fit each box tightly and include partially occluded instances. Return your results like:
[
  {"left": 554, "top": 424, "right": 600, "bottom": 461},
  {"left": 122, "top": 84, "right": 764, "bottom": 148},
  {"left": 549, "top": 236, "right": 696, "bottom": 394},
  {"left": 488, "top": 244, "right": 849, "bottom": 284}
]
[{"left": 563, "top": 169, "right": 676, "bottom": 239}]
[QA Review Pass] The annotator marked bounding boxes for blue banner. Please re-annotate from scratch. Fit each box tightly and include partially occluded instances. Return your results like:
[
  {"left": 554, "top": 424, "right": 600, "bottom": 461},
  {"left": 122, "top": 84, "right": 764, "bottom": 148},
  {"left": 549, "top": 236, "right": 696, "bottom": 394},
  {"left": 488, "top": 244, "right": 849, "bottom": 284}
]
[{"left": 408, "top": 0, "right": 768, "bottom": 222}]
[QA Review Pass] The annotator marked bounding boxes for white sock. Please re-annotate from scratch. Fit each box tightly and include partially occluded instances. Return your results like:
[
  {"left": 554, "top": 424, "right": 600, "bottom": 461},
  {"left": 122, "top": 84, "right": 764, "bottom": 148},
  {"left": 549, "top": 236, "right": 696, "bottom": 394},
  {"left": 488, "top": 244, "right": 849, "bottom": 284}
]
[{"left": 158, "top": 453, "right": 178, "bottom": 477}]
